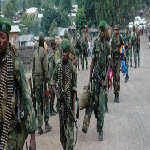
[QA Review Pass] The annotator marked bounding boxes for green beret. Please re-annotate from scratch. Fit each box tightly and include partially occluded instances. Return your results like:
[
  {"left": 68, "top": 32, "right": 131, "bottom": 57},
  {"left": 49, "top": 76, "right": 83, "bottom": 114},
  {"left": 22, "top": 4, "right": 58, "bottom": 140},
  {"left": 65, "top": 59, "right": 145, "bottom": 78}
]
[
  {"left": 39, "top": 32, "right": 45, "bottom": 41},
  {"left": 0, "top": 17, "right": 11, "bottom": 34},
  {"left": 51, "top": 39, "right": 56, "bottom": 45},
  {"left": 98, "top": 21, "right": 106, "bottom": 30},
  {"left": 126, "top": 25, "right": 129, "bottom": 29},
  {"left": 61, "top": 38, "right": 71, "bottom": 51}
]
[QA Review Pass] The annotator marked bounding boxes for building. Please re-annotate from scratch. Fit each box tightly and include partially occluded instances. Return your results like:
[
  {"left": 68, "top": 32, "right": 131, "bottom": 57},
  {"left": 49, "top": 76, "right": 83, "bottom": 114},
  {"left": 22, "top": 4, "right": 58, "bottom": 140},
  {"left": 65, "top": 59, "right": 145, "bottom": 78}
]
[
  {"left": 19, "top": 34, "right": 35, "bottom": 46},
  {"left": 88, "top": 28, "right": 99, "bottom": 38},
  {"left": 9, "top": 25, "right": 21, "bottom": 48},
  {"left": 25, "top": 7, "right": 39, "bottom": 17}
]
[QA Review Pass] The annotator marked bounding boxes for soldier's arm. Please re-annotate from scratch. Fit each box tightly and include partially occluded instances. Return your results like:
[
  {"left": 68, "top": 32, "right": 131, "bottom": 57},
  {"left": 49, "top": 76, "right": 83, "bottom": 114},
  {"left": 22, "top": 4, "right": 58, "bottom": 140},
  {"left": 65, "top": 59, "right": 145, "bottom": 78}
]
[{"left": 15, "top": 54, "right": 36, "bottom": 134}]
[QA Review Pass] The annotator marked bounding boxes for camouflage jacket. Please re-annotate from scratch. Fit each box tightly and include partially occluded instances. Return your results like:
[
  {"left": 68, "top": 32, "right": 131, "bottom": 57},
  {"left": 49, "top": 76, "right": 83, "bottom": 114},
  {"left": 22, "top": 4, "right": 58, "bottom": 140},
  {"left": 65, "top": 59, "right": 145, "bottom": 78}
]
[
  {"left": 111, "top": 34, "right": 124, "bottom": 54},
  {"left": 132, "top": 32, "right": 137, "bottom": 45},
  {"left": 81, "top": 40, "right": 88, "bottom": 55},
  {"left": 124, "top": 32, "right": 132, "bottom": 48},
  {"left": 32, "top": 46, "right": 49, "bottom": 86},
  {"left": 51, "top": 58, "right": 77, "bottom": 108},
  {"left": 0, "top": 45, "right": 36, "bottom": 134},
  {"left": 92, "top": 37, "right": 111, "bottom": 78}
]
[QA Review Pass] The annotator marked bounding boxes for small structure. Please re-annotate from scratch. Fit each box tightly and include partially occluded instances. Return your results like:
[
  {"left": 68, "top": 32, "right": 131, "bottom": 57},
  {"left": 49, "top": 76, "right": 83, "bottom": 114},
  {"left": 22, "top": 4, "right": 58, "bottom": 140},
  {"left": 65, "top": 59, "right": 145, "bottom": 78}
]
[
  {"left": 88, "top": 28, "right": 99, "bottom": 38},
  {"left": 58, "top": 28, "right": 69, "bottom": 39},
  {"left": 9, "top": 25, "right": 21, "bottom": 48},
  {"left": 19, "top": 34, "right": 35, "bottom": 46},
  {"left": 25, "top": 7, "right": 39, "bottom": 17}
]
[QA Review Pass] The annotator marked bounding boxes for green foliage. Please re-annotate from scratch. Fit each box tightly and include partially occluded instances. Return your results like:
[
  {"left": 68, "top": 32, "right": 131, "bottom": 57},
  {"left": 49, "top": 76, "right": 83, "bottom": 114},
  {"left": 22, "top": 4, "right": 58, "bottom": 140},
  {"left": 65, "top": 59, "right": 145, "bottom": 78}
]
[
  {"left": 3, "top": 1, "right": 15, "bottom": 20},
  {"left": 75, "top": 8, "right": 87, "bottom": 33},
  {"left": 62, "top": 0, "right": 72, "bottom": 13},
  {"left": 41, "top": 4, "right": 71, "bottom": 36},
  {"left": 48, "top": 19, "right": 58, "bottom": 37}
]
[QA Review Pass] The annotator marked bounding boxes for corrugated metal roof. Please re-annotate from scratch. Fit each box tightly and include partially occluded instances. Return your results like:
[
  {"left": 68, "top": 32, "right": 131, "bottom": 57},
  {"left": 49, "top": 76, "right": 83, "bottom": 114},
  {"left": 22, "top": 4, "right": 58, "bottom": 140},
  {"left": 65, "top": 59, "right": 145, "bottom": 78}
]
[
  {"left": 10, "top": 25, "right": 21, "bottom": 33},
  {"left": 19, "top": 34, "right": 34, "bottom": 42}
]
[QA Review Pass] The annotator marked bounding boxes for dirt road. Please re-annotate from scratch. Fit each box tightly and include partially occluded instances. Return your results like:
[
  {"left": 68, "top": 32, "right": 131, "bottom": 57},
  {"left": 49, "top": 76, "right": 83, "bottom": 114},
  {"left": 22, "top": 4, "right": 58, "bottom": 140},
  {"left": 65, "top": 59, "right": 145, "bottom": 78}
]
[{"left": 24, "top": 35, "right": 150, "bottom": 150}]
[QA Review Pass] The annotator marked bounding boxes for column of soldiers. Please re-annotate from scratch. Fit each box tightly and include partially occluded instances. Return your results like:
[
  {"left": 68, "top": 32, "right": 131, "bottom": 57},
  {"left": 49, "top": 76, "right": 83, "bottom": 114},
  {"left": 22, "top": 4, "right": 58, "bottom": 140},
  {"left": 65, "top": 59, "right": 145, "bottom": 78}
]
[{"left": 0, "top": 16, "right": 141, "bottom": 150}]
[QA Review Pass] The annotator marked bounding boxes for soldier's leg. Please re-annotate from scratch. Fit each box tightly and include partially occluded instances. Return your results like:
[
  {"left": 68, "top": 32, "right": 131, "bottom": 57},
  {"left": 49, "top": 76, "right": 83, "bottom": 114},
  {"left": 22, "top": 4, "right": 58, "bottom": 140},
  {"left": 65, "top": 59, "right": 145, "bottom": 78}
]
[
  {"left": 85, "top": 56, "right": 88, "bottom": 69},
  {"left": 82, "top": 55, "right": 85, "bottom": 70},
  {"left": 65, "top": 118, "right": 74, "bottom": 150},
  {"left": 116, "top": 59, "right": 120, "bottom": 102},
  {"left": 97, "top": 87, "right": 105, "bottom": 141},
  {"left": 105, "top": 92, "right": 108, "bottom": 113},
  {"left": 59, "top": 113, "right": 67, "bottom": 149},
  {"left": 112, "top": 59, "right": 117, "bottom": 94},
  {"left": 50, "top": 90, "right": 57, "bottom": 116},
  {"left": 133, "top": 46, "right": 137, "bottom": 68},
  {"left": 77, "top": 56, "right": 80, "bottom": 70},
  {"left": 138, "top": 46, "right": 140, "bottom": 67},
  {"left": 36, "top": 86, "right": 43, "bottom": 129},
  {"left": 130, "top": 47, "right": 133, "bottom": 67},
  {"left": 125, "top": 51, "right": 129, "bottom": 82}
]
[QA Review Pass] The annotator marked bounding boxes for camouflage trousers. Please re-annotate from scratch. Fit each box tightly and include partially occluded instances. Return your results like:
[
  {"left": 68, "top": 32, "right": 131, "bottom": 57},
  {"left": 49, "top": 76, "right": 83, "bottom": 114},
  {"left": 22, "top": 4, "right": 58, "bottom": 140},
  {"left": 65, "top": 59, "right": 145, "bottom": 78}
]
[
  {"left": 133, "top": 45, "right": 140, "bottom": 67},
  {"left": 36, "top": 85, "right": 50, "bottom": 128},
  {"left": 77, "top": 55, "right": 80, "bottom": 70},
  {"left": 50, "top": 87, "right": 55, "bottom": 108},
  {"left": 82, "top": 85, "right": 105, "bottom": 133},
  {"left": 112, "top": 57, "right": 120, "bottom": 93},
  {"left": 126, "top": 50, "right": 130, "bottom": 69},
  {"left": 130, "top": 47, "right": 133, "bottom": 67},
  {"left": 0, "top": 121, "right": 28, "bottom": 150},
  {"left": 82, "top": 55, "right": 88, "bottom": 70},
  {"left": 59, "top": 111, "right": 74, "bottom": 150}
]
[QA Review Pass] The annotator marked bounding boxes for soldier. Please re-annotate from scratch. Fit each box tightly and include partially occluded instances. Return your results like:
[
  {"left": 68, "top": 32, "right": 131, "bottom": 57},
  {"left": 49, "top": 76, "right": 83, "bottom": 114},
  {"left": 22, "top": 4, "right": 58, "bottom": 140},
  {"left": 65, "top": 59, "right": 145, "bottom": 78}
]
[
  {"left": 129, "top": 30, "right": 133, "bottom": 67},
  {"left": 111, "top": 25, "right": 124, "bottom": 103},
  {"left": 88, "top": 21, "right": 111, "bottom": 141},
  {"left": 132, "top": 26, "right": 138, "bottom": 68},
  {"left": 136, "top": 27, "right": 140, "bottom": 67},
  {"left": 32, "top": 32, "right": 52, "bottom": 135},
  {"left": 81, "top": 37, "right": 88, "bottom": 70},
  {"left": 0, "top": 17, "right": 36, "bottom": 149},
  {"left": 48, "top": 39, "right": 57, "bottom": 116},
  {"left": 75, "top": 33, "right": 82, "bottom": 70},
  {"left": 124, "top": 25, "right": 131, "bottom": 82},
  {"left": 51, "top": 39, "right": 77, "bottom": 150}
]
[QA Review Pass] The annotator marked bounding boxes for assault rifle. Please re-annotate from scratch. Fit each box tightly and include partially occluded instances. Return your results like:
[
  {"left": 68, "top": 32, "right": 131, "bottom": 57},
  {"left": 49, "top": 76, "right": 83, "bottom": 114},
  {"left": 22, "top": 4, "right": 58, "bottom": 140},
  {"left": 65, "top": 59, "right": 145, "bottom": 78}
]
[{"left": 59, "top": 90, "right": 78, "bottom": 146}]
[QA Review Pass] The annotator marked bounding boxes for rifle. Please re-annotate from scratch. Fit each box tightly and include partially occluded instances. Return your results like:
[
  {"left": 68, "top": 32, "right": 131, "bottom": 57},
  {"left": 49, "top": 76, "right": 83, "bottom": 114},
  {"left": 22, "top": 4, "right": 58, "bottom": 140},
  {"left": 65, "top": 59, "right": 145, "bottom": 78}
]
[
  {"left": 28, "top": 78, "right": 37, "bottom": 116},
  {"left": 59, "top": 90, "right": 78, "bottom": 146}
]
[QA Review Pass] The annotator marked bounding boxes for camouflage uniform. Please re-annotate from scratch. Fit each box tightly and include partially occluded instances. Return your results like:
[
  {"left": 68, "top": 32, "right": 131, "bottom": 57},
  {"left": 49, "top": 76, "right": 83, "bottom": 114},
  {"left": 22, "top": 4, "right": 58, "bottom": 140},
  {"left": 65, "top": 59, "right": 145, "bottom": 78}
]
[
  {"left": 51, "top": 39, "right": 77, "bottom": 150},
  {"left": 75, "top": 38, "right": 82, "bottom": 70},
  {"left": 32, "top": 34, "right": 50, "bottom": 131},
  {"left": 136, "top": 29, "right": 140, "bottom": 67},
  {"left": 92, "top": 37, "right": 111, "bottom": 134},
  {"left": 0, "top": 43, "right": 36, "bottom": 149},
  {"left": 124, "top": 27, "right": 132, "bottom": 82},
  {"left": 81, "top": 39, "right": 88, "bottom": 70},
  {"left": 111, "top": 26, "right": 124, "bottom": 97},
  {"left": 132, "top": 30, "right": 138, "bottom": 68},
  {"left": 48, "top": 46, "right": 57, "bottom": 115}
]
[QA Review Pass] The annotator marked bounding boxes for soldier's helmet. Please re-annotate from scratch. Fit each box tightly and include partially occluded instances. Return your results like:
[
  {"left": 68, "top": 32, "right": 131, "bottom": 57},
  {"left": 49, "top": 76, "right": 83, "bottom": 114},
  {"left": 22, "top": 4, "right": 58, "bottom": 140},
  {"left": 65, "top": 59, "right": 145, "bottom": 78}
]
[
  {"left": 98, "top": 21, "right": 106, "bottom": 30},
  {"left": 39, "top": 32, "right": 45, "bottom": 41},
  {"left": 61, "top": 38, "right": 71, "bottom": 51},
  {"left": 0, "top": 17, "right": 11, "bottom": 34}
]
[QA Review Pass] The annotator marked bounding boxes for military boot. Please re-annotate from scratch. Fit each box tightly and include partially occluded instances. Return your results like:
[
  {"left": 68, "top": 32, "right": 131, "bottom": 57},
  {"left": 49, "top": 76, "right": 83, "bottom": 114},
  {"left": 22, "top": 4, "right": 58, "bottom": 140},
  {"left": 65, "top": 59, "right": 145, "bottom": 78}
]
[
  {"left": 134, "top": 64, "right": 137, "bottom": 69},
  {"left": 114, "top": 93, "right": 117, "bottom": 102},
  {"left": 38, "top": 127, "right": 43, "bottom": 135},
  {"left": 45, "top": 121, "right": 52, "bottom": 132},
  {"left": 98, "top": 127, "right": 103, "bottom": 141},
  {"left": 105, "top": 102, "right": 108, "bottom": 113},
  {"left": 116, "top": 93, "right": 119, "bottom": 103},
  {"left": 125, "top": 74, "right": 128, "bottom": 83}
]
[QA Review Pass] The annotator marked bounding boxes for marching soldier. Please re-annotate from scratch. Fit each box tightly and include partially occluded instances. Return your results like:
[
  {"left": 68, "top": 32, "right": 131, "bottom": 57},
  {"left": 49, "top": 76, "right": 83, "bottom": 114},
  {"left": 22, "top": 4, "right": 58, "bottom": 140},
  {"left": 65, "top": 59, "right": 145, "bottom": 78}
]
[
  {"left": 111, "top": 25, "right": 124, "bottom": 103},
  {"left": 48, "top": 39, "right": 57, "bottom": 116},
  {"left": 88, "top": 21, "right": 111, "bottom": 141},
  {"left": 0, "top": 17, "right": 36, "bottom": 150},
  {"left": 51, "top": 39, "right": 77, "bottom": 150},
  {"left": 32, "top": 32, "right": 52, "bottom": 135}
]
